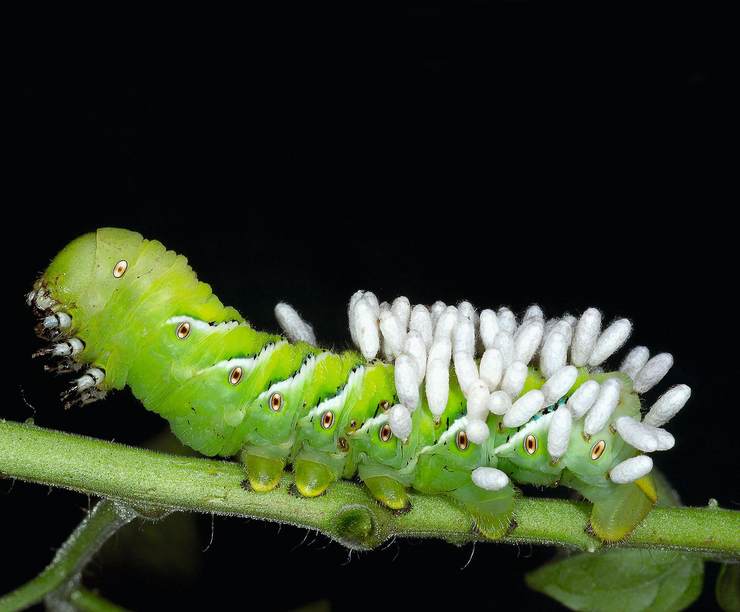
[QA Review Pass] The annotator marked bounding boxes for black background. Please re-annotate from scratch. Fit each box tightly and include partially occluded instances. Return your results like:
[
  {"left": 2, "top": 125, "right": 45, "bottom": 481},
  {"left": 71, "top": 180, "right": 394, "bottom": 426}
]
[{"left": 5, "top": 5, "right": 733, "bottom": 611}]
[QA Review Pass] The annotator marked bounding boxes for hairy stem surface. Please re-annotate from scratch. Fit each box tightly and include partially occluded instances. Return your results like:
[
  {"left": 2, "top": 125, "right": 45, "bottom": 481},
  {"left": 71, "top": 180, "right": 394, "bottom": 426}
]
[{"left": 1, "top": 419, "right": 738, "bottom": 558}]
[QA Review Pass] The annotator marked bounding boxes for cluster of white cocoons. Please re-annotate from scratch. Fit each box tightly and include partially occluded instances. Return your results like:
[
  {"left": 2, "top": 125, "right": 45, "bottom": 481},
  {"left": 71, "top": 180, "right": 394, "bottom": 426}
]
[
  {"left": 343, "top": 294, "right": 692, "bottom": 486},
  {"left": 275, "top": 295, "right": 691, "bottom": 488}
]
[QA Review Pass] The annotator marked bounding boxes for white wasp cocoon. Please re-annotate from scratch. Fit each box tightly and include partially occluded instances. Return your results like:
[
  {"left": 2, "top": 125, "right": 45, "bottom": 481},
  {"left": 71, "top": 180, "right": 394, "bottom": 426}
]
[
  {"left": 428, "top": 339, "right": 452, "bottom": 365},
  {"left": 620, "top": 346, "right": 650, "bottom": 382},
  {"left": 434, "top": 306, "right": 458, "bottom": 341},
  {"left": 488, "top": 390, "right": 512, "bottom": 415},
  {"left": 571, "top": 308, "right": 601, "bottom": 366},
  {"left": 643, "top": 384, "right": 691, "bottom": 427},
  {"left": 540, "top": 331, "right": 568, "bottom": 378},
  {"left": 588, "top": 318, "right": 632, "bottom": 366},
  {"left": 547, "top": 319, "right": 574, "bottom": 347},
  {"left": 426, "top": 358, "right": 450, "bottom": 418},
  {"left": 409, "top": 304, "right": 433, "bottom": 349},
  {"left": 566, "top": 380, "right": 600, "bottom": 419},
  {"left": 430, "top": 301, "right": 447, "bottom": 327},
  {"left": 563, "top": 314, "right": 577, "bottom": 327},
  {"left": 274, "top": 302, "right": 316, "bottom": 345},
  {"left": 348, "top": 290, "right": 365, "bottom": 345},
  {"left": 543, "top": 318, "right": 557, "bottom": 340},
  {"left": 514, "top": 319, "right": 544, "bottom": 365},
  {"left": 391, "top": 297, "right": 411, "bottom": 332},
  {"left": 453, "top": 350, "right": 479, "bottom": 396},
  {"left": 479, "top": 348, "right": 504, "bottom": 390},
  {"left": 453, "top": 318, "right": 476, "bottom": 356},
  {"left": 349, "top": 290, "right": 365, "bottom": 310},
  {"left": 472, "top": 466, "right": 509, "bottom": 491},
  {"left": 547, "top": 406, "right": 572, "bottom": 461},
  {"left": 379, "top": 308, "right": 406, "bottom": 359},
  {"left": 541, "top": 365, "right": 578, "bottom": 405},
  {"left": 457, "top": 301, "right": 476, "bottom": 322},
  {"left": 493, "top": 331, "right": 515, "bottom": 368},
  {"left": 614, "top": 416, "right": 658, "bottom": 452},
  {"left": 523, "top": 304, "right": 544, "bottom": 322},
  {"left": 610, "top": 455, "right": 653, "bottom": 484},
  {"left": 466, "top": 381, "right": 491, "bottom": 420},
  {"left": 466, "top": 419, "right": 490, "bottom": 444},
  {"left": 403, "top": 332, "right": 427, "bottom": 385},
  {"left": 362, "top": 292, "right": 380, "bottom": 316},
  {"left": 351, "top": 299, "right": 380, "bottom": 360},
  {"left": 584, "top": 378, "right": 621, "bottom": 436},
  {"left": 501, "top": 361, "right": 527, "bottom": 398},
  {"left": 497, "top": 307, "right": 517, "bottom": 336},
  {"left": 388, "top": 404, "right": 413, "bottom": 441},
  {"left": 648, "top": 425, "right": 676, "bottom": 451},
  {"left": 633, "top": 353, "right": 674, "bottom": 394},
  {"left": 503, "top": 389, "right": 545, "bottom": 428},
  {"left": 479, "top": 309, "right": 499, "bottom": 349},
  {"left": 394, "top": 354, "right": 420, "bottom": 411}
]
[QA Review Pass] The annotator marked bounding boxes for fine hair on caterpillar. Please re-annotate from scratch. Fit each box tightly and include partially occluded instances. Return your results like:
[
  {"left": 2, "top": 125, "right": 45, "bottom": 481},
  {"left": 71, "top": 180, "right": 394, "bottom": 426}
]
[{"left": 28, "top": 228, "right": 692, "bottom": 542}]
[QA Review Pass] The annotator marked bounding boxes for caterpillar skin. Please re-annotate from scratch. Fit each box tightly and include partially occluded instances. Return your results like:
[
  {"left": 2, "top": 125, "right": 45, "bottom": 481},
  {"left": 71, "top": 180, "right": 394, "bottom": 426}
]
[{"left": 29, "top": 228, "right": 690, "bottom": 542}]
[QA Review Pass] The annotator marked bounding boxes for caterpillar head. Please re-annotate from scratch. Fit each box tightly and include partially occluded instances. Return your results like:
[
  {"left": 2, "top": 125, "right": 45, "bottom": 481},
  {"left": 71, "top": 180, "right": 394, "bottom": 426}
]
[
  {"left": 28, "top": 228, "right": 146, "bottom": 404},
  {"left": 30, "top": 228, "right": 145, "bottom": 337}
]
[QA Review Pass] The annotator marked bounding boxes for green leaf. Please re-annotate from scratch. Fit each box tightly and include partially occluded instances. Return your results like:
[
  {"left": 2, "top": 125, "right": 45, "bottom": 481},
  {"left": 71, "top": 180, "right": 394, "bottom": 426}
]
[
  {"left": 716, "top": 564, "right": 740, "bottom": 611},
  {"left": 526, "top": 548, "right": 703, "bottom": 611},
  {"left": 526, "top": 470, "right": 704, "bottom": 611}
]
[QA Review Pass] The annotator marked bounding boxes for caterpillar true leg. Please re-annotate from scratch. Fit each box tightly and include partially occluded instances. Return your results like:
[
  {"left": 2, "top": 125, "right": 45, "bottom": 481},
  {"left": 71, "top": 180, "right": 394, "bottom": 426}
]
[{"left": 33, "top": 337, "right": 84, "bottom": 358}]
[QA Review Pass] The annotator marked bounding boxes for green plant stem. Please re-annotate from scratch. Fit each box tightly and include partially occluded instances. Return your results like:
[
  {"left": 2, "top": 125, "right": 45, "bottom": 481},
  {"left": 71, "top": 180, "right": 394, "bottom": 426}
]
[
  {"left": 1, "top": 419, "right": 739, "bottom": 559},
  {"left": 0, "top": 498, "right": 136, "bottom": 612},
  {"left": 68, "top": 587, "right": 132, "bottom": 612}
]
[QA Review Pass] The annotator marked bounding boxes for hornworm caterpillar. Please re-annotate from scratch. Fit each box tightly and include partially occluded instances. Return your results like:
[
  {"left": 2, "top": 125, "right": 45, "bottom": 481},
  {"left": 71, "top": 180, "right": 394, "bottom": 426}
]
[{"left": 28, "top": 228, "right": 691, "bottom": 542}]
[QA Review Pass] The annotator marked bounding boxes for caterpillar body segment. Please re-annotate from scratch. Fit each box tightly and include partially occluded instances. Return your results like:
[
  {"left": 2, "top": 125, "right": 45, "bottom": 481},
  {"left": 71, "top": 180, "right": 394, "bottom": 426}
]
[{"left": 30, "top": 228, "right": 692, "bottom": 544}]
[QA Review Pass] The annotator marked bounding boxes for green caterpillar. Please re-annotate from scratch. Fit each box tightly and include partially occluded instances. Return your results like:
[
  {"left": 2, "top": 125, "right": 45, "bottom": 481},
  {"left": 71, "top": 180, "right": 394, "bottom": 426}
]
[{"left": 29, "top": 228, "right": 691, "bottom": 542}]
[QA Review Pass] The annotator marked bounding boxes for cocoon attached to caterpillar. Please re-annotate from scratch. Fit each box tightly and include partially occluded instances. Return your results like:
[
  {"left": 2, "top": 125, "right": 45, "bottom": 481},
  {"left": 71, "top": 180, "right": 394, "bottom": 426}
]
[{"left": 29, "top": 228, "right": 691, "bottom": 543}]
